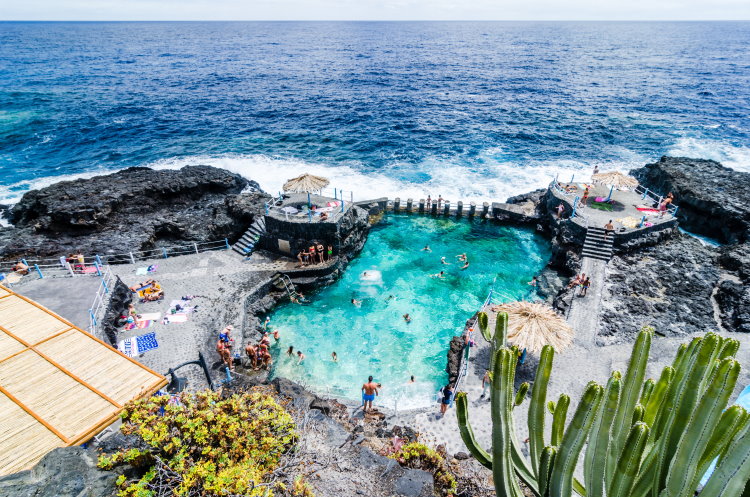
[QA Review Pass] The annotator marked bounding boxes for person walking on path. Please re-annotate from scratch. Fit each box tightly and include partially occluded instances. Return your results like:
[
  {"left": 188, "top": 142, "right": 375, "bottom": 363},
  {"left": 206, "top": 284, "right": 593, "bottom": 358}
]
[
  {"left": 604, "top": 220, "right": 615, "bottom": 240},
  {"left": 362, "top": 376, "right": 379, "bottom": 413},
  {"left": 440, "top": 383, "right": 454, "bottom": 416},
  {"left": 581, "top": 186, "right": 590, "bottom": 207},
  {"left": 581, "top": 277, "right": 591, "bottom": 297},
  {"left": 480, "top": 370, "right": 491, "bottom": 400}
]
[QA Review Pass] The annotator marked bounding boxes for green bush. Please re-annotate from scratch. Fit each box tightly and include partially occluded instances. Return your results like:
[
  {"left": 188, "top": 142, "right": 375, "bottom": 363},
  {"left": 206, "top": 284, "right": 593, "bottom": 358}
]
[
  {"left": 98, "top": 388, "right": 300, "bottom": 497},
  {"left": 389, "top": 442, "right": 457, "bottom": 497}
]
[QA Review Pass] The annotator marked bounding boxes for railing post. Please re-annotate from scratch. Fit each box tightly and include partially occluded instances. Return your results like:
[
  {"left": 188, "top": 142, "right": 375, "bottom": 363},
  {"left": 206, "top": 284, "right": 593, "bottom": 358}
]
[
  {"left": 456, "top": 200, "right": 463, "bottom": 217},
  {"left": 265, "top": 203, "right": 269, "bottom": 215},
  {"left": 418, "top": 199, "right": 425, "bottom": 213},
  {"left": 308, "top": 210, "right": 312, "bottom": 223},
  {"left": 469, "top": 201, "right": 476, "bottom": 217},
  {"left": 334, "top": 188, "right": 337, "bottom": 200},
  {"left": 95, "top": 254, "right": 103, "bottom": 267},
  {"left": 350, "top": 191, "right": 353, "bottom": 203},
  {"left": 341, "top": 199, "right": 345, "bottom": 213},
  {"left": 224, "top": 238, "right": 230, "bottom": 250},
  {"left": 570, "top": 174, "right": 575, "bottom": 184},
  {"left": 394, "top": 197, "right": 400, "bottom": 212},
  {"left": 642, "top": 188, "right": 649, "bottom": 200},
  {"left": 66, "top": 261, "right": 75, "bottom": 277},
  {"left": 21, "top": 258, "right": 29, "bottom": 268},
  {"left": 482, "top": 202, "right": 489, "bottom": 218},
  {"left": 35, "top": 264, "right": 43, "bottom": 279},
  {"left": 89, "top": 309, "right": 96, "bottom": 327},
  {"left": 443, "top": 200, "right": 450, "bottom": 217},
  {"left": 571, "top": 196, "right": 580, "bottom": 218},
  {"left": 638, "top": 215, "right": 646, "bottom": 228},
  {"left": 129, "top": 252, "right": 136, "bottom": 264},
  {"left": 673, "top": 206, "right": 679, "bottom": 217},
  {"left": 94, "top": 261, "right": 102, "bottom": 277},
  {"left": 102, "top": 275, "right": 109, "bottom": 294},
  {"left": 406, "top": 198, "right": 413, "bottom": 213},
  {"left": 162, "top": 248, "right": 168, "bottom": 258},
  {"left": 193, "top": 243, "right": 199, "bottom": 255}
]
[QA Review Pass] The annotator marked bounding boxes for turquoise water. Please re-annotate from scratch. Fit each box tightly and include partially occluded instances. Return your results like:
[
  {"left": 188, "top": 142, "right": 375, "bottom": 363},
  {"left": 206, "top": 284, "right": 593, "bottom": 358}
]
[{"left": 267, "top": 215, "right": 551, "bottom": 409}]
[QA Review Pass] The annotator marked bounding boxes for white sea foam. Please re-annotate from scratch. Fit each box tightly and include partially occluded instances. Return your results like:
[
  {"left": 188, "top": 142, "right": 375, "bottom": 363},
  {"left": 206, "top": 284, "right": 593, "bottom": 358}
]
[
  {"left": 0, "top": 169, "right": 110, "bottom": 206},
  {"left": 667, "top": 138, "right": 750, "bottom": 173}
]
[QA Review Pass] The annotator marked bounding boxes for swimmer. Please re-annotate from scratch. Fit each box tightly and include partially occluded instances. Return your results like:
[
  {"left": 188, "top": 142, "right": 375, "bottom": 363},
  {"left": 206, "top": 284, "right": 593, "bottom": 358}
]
[
  {"left": 430, "top": 271, "right": 446, "bottom": 279},
  {"left": 456, "top": 253, "right": 467, "bottom": 261},
  {"left": 297, "top": 351, "right": 305, "bottom": 364},
  {"left": 461, "top": 259, "right": 470, "bottom": 270},
  {"left": 440, "top": 256, "right": 451, "bottom": 265},
  {"left": 273, "top": 329, "right": 280, "bottom": 341},
  {"left": 409, "top": 375, "right": 415, "bottom": 383},
  {"left": 403, "top": 313, "right": 412, "bottom": 323},
  {"left": 422, "top": 245, "right": 432, "bottom": 252},
  {"left": 332, "top": 351, "right": 338, "bottom": 362},
  {"left": 351, "top": 298, "right": 362, "bottom": 307},
  {"left": 287, "top": 345, "right": 294, "bottom": 357},
  {"left": 528, "top": 276, "right": 538, "bottom": 287},
  {"left": 263, "top": 317, "right": 270, "bottom": 329},
  {"left": 385, "top": 295, "right": 395, "bottom": 302}
]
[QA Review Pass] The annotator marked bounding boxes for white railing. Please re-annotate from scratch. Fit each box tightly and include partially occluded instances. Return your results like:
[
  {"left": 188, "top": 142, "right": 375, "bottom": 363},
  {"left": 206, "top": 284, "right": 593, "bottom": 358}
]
[
  {"left": 88, "top": 265, "right": 115, "bottom": 338},
  {"left": 634, "top": 185, "right": 679, "bottom": 217}
]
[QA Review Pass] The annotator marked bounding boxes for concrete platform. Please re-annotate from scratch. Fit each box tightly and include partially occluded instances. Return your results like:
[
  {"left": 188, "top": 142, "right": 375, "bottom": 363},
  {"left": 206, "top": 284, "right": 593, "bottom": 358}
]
[{"left": 11, "top": 276, "right": 103, "bottom": 330}]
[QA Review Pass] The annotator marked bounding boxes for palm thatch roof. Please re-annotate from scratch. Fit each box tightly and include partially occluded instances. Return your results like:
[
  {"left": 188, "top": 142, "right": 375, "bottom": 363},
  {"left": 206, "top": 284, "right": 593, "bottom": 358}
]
[
  {"left": 494, "top": 301, "right": 574, "bottom": 354},
  {"left": 591, "top": 171, "right": 639, "bottom": 188},
  {"left": 282, "top": 173, "right": 330, "bottom": 193}
]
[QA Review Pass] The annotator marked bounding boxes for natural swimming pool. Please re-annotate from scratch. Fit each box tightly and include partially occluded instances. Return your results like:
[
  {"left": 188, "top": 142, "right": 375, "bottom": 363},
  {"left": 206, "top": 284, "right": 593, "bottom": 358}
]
[{"left": 267, "top": 215, "right": 551, "bottom": 409}]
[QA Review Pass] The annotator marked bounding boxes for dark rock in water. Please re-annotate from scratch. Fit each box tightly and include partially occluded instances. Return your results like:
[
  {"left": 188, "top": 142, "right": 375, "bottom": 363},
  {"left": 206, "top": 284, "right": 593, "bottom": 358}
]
[
  {"left": 631, "top": 156, "right": 750, "bottom": 244},
  {"left": 0, "top": 166, "right": 269, "bottom": 260},
  {"left": 0, "top": 446, "right": 120, "bottom": 497},
  {"left": 597, "top": 234, "right": 721, "bottom": 344}
]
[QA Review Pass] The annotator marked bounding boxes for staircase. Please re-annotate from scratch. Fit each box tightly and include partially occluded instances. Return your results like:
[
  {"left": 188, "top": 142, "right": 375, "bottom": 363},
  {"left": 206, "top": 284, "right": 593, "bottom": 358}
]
[
  {"left": 271, "top": 272, "right": 300, "bottom": 301},
  {"left": 232, "top": 216, "right": 266, "bottom": 257},
  {"left": 581, "top": 227, "right": 614, "bottom": 261}
]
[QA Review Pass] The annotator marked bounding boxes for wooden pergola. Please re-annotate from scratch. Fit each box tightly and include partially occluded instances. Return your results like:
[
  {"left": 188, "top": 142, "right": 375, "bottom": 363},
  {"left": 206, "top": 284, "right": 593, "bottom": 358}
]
[{"left": 0, "top": 284, "right": 167, "bottom": 476}]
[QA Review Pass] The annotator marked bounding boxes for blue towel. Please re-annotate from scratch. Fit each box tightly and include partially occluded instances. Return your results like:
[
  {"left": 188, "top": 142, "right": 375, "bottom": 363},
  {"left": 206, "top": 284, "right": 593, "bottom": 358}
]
[{"left": 135, "top": 332, "right": 159, "bottom": 354}]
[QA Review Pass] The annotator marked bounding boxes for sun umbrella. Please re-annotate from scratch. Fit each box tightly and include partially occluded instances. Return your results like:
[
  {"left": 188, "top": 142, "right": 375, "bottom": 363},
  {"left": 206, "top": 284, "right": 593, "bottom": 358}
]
[
  {"left": 283, "top": 173, "right": 330, "bottom": 194},
  {"left": 592, "top": 171, "right": 639, "bottom": 202},
  {"left": 494, "top": 301, "right": 574, "bottom": 354}
]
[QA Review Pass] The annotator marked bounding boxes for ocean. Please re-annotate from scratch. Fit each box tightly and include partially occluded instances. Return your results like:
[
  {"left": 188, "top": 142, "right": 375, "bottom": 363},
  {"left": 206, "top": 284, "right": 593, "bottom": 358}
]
[{"left": 0, "top": 21, "right": 749, "bottom": 206}]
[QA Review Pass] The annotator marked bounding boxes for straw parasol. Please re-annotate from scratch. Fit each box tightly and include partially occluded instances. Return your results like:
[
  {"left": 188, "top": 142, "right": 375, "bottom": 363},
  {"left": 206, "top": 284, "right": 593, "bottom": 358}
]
[
  {"left": 591, "top": 171, "right": 639, "bottom": 201},
  {"left": 283, "top": 173, "right": 330, "bottom": 194},
  {"left": 495, "top": 301, "right": 574, "bottom": 354}
]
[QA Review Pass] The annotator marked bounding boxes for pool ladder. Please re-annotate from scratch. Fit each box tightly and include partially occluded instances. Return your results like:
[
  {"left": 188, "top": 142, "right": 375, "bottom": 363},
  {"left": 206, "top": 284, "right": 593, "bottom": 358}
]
[{"left": 272, "top": 272, "right": 300, "bottom": 301}]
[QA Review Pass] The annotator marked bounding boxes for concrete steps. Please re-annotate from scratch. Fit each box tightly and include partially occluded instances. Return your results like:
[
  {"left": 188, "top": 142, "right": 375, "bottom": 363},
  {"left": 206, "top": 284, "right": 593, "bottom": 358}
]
[
  {"left": 581, "top": 227, "right": 614, "bottom": 261},
  {"left": 231, "top": 216, "right": 266, "bottom": 257}
]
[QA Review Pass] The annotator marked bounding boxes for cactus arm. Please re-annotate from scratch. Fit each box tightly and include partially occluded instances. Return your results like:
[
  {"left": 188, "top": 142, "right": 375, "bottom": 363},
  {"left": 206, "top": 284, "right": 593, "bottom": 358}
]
[
  {"left": 491, "top": 348, "right": 524, "bottom": 497},
  {"left": 629, "top": 449, "right": 660, "bottom": 497},
  {"left": 640, "top": 379, "right": 655, "bottom": 405},
  {"left": 698, "top": 420, "right": 750, "bottom": 497},
  {"left": 514, "top": 382, "right": 530, "bottom": 407},
  {"left": 608, "top": 328, "right": 652, "bottom": 487},
  {"left": 529, "top": 345, "right": 554, "bottom": 478},
  {"left": 549, "top": 382, "right": 604, "bottom": 497},
  {"left": 551, "top": 394, "right": 570, "bottom": 447},
  {"left": 719, "top": 338, "right": 740, "bottom": 360},
  {"left": 538, "top": 446, "right": 557, "bottom": 497},
  {"left": 455, "top": 391, "right": 492, "bottom": 469},
  {"left": 632, "top": 403, "right": 645, "bottom": 425},
  {"left": 478, "top": 311, "right": 490, "bottom": 341},
  {"left": 689, "top": 405, "right": 748, "bottom": 492},
  {"left": 653, "top": 333, "right": 720, "bottom": 495},
  {"left": 510, "top": 427, "right": 541, "bottom": 495},
  {"left": 662, "top": 358, "right": 740, "bottom": 497},
  {"left": 642, "top": 366, "right": 673, "bottom": 428},
  {"left": 608, "top": 422, "right": 650, "bottom": 497},
  {"left": 573, "top": 479, "right": 587, "bottom": 497},
  {"left": 584, "top": 373, "right": 621, "bottom": 497},
  {"left": 495, "top": 311, "right": 509, "bottom": 349}
]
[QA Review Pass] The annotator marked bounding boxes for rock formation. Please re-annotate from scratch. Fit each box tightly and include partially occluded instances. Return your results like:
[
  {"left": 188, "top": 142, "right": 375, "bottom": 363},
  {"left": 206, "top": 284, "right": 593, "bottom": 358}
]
[{"left": 0, "top": 166, "right": 269, "bottom": 260}]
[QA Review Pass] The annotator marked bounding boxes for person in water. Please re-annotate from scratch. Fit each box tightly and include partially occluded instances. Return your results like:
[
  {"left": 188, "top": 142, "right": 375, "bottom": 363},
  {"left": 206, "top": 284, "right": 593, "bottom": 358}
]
[
  {"left": 409, "top": 375, "right": 416, "bottom": 383},
  {"left": 362, "top": 376, "right": 379, "bottom": 413},
  {"left": 332, "top": 351, "right": 338, "bottom": 362},
  {"left": 351, "top": 298, "right": 362, "bottom": 307},
  {"left": 403, "top": 313, "right": 412, "bottom": 323},
  {"left": 422, "top": 245, "right": 431, "bottom": 252},
  {"left": 461, "top": 259, "right": 470, "bottom": 270},
  {"left": 528, "top": 276, "right": 538, "bottom": 287},
  {"left": 287, "top": 345, "right": 294, "bottom": 357},
  {"left": 440, "top": 256, "right": 451, "bottom": 265},
  {"left": 297, "top": 351, "right": 305, "bottom": 364},
  {"left": 431, "top": 271, "right": 446, "bottom": 279},
  {"left": 272, "top": 329, "right": 280, "bottom": 341},
  {"left": 456, "top": 253, "right": 467, "bottom": 261}
]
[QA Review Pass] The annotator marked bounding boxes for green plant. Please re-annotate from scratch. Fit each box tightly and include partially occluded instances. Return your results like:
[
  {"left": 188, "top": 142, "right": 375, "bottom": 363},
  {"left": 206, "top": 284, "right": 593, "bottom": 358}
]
[
  {"left": 456, "top": 320, "right": 750, "bottom": 497},
  {"left": 98, "top": 388, "right": 301, "bottom": 497},
  {"left": 389, "top": 442, "right": 457, "bottom": 497}
]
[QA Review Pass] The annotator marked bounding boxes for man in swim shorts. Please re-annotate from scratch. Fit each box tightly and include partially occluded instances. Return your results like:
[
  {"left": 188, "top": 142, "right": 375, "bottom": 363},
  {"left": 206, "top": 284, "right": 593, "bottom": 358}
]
[{"left": 362, "top": 376, "right": 379, "bottom": 413}]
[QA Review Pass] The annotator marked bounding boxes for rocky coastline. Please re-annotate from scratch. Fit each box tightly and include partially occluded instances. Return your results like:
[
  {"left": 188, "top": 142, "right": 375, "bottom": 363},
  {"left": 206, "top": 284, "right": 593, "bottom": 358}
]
[{"left": 2, "top": 157, "right": 749, "bottom": 497}]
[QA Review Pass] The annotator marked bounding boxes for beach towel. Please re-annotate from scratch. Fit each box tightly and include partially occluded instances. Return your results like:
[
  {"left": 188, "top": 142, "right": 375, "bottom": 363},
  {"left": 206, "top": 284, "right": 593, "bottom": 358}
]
[
  {"left": 326, "top": 201, "right": 340, "bottom": 207},
  {"left": 169, "top": 299, "right": 191, "bottom": 309},
  {"left": 118, "top": 332, "right": 159, "bottom": 357},
  {"left": 636, "top": 206, "right": 660, "bottom": 213},
  {"left": 135, "top": 264, "right": 158, "bottom": 276},
  {"left": 125, "top": 320, "right": 153, "bottom": 330},
  {"left": 81, "top": 266, "right": 99, "bottom": 274},
  {"left": 137, "top": 312, "right": 161, "bottom": 321},
  {"left": 165, "top": 314, "right": 188, "bottom": 323}
]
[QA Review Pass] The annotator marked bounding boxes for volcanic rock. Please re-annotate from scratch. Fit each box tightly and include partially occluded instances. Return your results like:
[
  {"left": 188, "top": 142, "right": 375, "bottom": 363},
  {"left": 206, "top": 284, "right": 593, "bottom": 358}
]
[{"left": 0, "top": 166, "right": 269, "bottom": 260}]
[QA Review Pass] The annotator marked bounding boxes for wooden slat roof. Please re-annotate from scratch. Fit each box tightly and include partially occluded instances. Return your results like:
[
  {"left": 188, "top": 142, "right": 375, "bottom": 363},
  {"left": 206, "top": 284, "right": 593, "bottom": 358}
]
[{"left": 0, "top": 284, "right": 167, "bottom": 477}]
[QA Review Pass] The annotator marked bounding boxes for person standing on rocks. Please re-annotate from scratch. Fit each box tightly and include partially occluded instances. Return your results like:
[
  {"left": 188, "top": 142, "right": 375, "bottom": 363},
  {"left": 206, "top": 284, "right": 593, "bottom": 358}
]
[
  {"left": 556, "top": 203, "right": 565, "bottom": 220},
  {"left": 362, "top": 376, "right": 379, "bottom": 413},
  {"left": 604, "top": 220, "right": 615, "bottom": 240},
  {"left": 440, "top": 383, "right": 453, "bottom": 416},
  {"left": 581, "top": 277, "right": 591, "bottom": 297}
]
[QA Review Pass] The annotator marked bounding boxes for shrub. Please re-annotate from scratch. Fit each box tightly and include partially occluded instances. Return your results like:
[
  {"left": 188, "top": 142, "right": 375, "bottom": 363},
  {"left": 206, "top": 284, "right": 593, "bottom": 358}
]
[
  {"left": 389, "top": 442, "right": 457, "bottom": 497},
  {"left": 98, "top": 388, "right": 300, "bottom": 497}
]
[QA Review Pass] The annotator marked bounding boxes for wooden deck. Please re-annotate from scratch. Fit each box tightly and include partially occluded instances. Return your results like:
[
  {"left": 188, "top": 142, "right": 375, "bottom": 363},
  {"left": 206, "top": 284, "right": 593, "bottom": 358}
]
[{"left": 0, "top": 284, "right": 167, "bottom": 477}]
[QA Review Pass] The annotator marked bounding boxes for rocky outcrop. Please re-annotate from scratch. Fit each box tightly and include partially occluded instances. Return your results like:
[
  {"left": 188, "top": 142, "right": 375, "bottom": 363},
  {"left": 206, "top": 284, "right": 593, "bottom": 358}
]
[
  {"left": 631, "top": 156, "right": 750, "bottom": 244},
  {"left": 495, "top": 189, "right": 548, "bottom": 224},
  {"left": 0, "top": 166, "right": 269, "bottom": 260},
  {"left": 597, "top": 234, "right": 721, "bottom": 344}
]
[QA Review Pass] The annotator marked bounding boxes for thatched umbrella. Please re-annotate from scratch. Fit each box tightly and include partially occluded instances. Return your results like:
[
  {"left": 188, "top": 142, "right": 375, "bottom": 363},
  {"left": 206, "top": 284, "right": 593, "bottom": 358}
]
[
  {"left": 591, "top": 171, "right": 639, "bottom": 201},
  {"left": 495, "top": 301, "right": 574, "bottom": 354},
  {"left": 283, "top": 173, "right": 330, "bottom": 194}
]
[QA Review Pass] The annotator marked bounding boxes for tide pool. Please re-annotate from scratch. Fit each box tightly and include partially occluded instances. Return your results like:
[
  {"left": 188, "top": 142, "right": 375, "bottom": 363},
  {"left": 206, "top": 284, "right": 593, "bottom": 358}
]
[{"left": 267, "top": 215, "right": 551, "bottom": 409}]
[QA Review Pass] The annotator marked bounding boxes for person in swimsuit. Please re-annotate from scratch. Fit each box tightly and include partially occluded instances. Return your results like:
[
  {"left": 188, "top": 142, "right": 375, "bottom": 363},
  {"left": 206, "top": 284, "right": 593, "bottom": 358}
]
[
  {"left": 327, "top": 244, "right": 333, "bottom": 261},
  {"left": 273, "top": 329, "right": 280, "bottom": 342},
  {"left": 409, "top": 375, "right": 415, "bottom": 383},
  {"left": 287, "top": 345, "right": 294, "bottom": 357},
  {"left": 403, "top": 313, "right": 411, "bottom": 323},
  {"left": 422, "top": 245, "right": 431, "bottom": 252},
  {"left": 297, "top": 350, "right": 305, "bottom": 364},
  {"left": 351, "top": 298, "right": 362, "bottom": 307},
  {"left": 440, "top": 257, "right": 450, "bottom": 265},
  {"left": 431, "top": 271, "right": 446, "bottom": 279},
  {"left": 604, "top": 220, "right": 615, "bottom": 240},
  {"left": 332, "top": 351, "right": 338, "bottom": 362},
  {"left": 556, "top": 203, "right": 565, "bottom": 220},
  {"left": 581, "top": 277, "right": 591, "bottom": 297},
  {"left": 317, "top": 243, "right": 325, "bottom": 263},
  {"left": 581, "top": 186, "right": 590, "bottom": 206},
  {"left": 309, "top": 244, "right": 317, "bottom": 264},
  {"left": 426, "top": 195, "right": 431, "bottom": 208},
  {"left": 297, "top": 250, "right": 305, "bottom": 266},
  {"left": 362, "top": 376, "right": 379, "bottom": 413},
  {"left": 528, "top": 276, "right": 538, "bottom": 287},
  {"left": 456, "top": 253, "right": 467, "bottom": 261},
  {"left": 461, "top": 259, "right": 470, "bottom": 270},
  {"left": 440, "top": 384, "right": 453, "bottom": 415},
  {"left": 480, "top": 371, "right": 491, "bottom": 400},
  {"left": 245, "top": 343, "right": 258, "bottom": 369}
]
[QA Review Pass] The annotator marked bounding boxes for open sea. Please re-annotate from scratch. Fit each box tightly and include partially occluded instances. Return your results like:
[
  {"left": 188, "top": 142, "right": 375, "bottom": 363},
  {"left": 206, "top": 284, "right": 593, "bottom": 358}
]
[{"left": 0, "top": 21, "right": 749, "bottom": 206}]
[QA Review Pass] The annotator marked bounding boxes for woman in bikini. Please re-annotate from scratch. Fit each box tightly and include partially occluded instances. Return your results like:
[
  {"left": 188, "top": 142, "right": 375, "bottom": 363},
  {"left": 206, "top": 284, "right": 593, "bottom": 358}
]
[
  {"left": 309, "top": 244, "right": 317, "bottom": 264},
  {"left": 317, "top": 242, "right": 325, "bottom": 263}
]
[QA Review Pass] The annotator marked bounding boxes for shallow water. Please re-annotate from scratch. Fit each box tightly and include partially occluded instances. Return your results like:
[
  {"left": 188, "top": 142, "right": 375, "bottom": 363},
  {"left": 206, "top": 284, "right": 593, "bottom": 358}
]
[{"left": 267, "top": 215, "right": 551, "bottom": 409}]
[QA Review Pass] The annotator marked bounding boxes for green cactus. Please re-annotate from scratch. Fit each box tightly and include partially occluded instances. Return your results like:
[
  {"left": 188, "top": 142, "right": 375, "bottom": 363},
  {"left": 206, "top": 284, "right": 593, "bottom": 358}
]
[
  {"left": 455, "top": 326, "right": 750, "bottom": 497},
  {"left": 478, "top": 311, "right": 490, "bottom": 341}
]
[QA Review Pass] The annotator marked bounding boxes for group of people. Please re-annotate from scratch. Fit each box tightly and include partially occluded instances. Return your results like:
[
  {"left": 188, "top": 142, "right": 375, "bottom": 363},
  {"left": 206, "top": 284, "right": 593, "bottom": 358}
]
[
  {"left": 10, "top": 260, "right": 29, "bottom": 275},
  {"left": 129, "top": 278, "right": 164, "bottom": 302},
  {"left": 216, "top": 325, "right": 236, "bottom": 371},
  {"left": 569, "top": 272, "right": 591, "bottom": 297},
  {"left": 296, "top": 242, "right": 333, "bottom": 266},
  {"left": 423, "top": 248, "right": 470, "bottom": 278},
  {"left": 425, "top": 194, "right": 444, "bottom": 210},
  {"left": 245, "top": 329, "right": 278, "bottom": 370}
]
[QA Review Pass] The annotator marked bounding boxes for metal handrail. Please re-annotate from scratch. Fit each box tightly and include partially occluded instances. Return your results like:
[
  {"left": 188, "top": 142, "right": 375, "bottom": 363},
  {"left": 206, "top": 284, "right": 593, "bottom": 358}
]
[
  {"left": 88, "top": 265, "right": 115, "bottom": 338},
  {"left": 451, "top": 287, "right": 495, "bottom": 400}
]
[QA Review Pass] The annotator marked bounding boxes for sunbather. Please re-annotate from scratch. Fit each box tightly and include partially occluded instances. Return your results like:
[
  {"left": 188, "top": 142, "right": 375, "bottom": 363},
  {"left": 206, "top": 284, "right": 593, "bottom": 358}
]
[{"left": 11, "top": 261, "right": 29, "bottom": 275}]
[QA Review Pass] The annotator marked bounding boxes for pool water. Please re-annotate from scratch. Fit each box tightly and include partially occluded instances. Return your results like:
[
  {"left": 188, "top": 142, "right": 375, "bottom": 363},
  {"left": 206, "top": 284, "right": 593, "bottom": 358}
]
[{"left": 267, "top": 215, "right": 551, "bottom": 409}]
